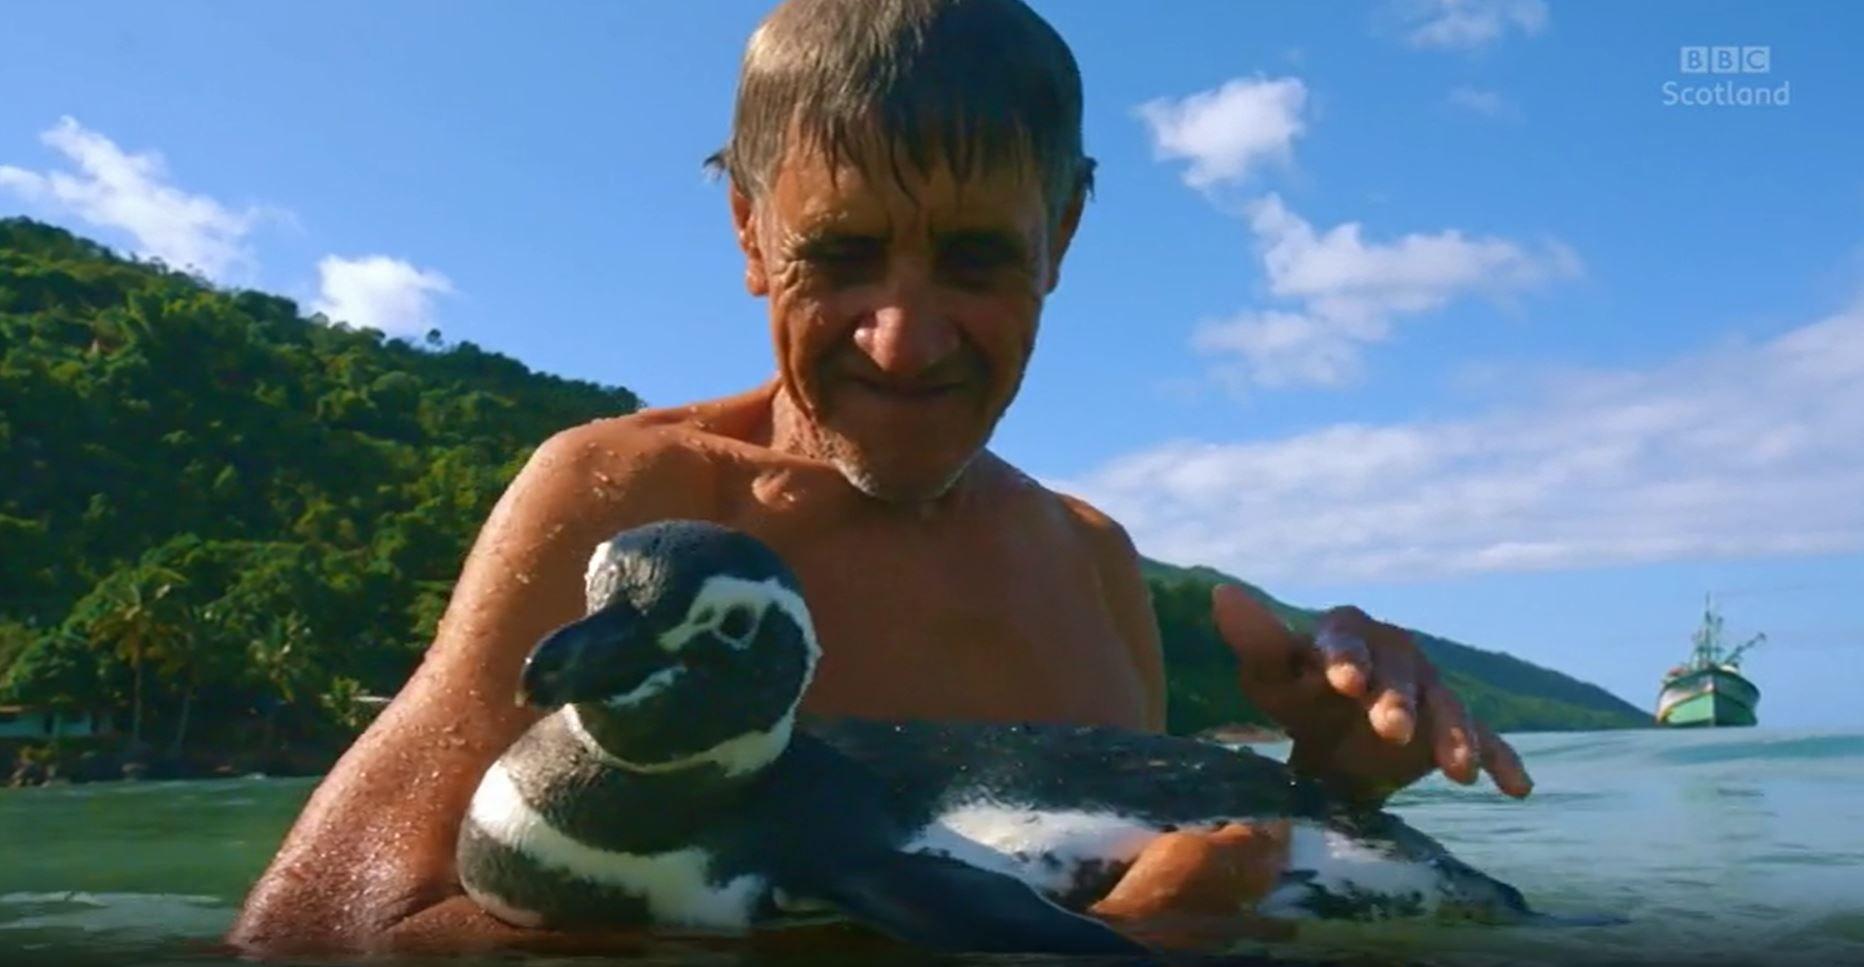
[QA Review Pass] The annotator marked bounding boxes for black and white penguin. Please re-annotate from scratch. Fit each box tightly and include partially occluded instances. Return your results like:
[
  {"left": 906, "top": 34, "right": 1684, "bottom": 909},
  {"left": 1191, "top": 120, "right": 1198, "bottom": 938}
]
[{"left": 456, "top": 520, "right": 1545, "bottom": 954}]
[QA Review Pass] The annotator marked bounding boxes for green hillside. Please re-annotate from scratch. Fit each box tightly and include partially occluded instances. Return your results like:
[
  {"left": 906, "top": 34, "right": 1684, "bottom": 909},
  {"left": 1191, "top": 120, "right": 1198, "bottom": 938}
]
[
  {"left": 1141, "top": 558, "right": 1648, "bottom": 734},
  {"left": 0, "top": 217, "right": 642, "bottom": 768},
  {"left": 0, "top": 218, "right": 1639, "bottom": 782}
]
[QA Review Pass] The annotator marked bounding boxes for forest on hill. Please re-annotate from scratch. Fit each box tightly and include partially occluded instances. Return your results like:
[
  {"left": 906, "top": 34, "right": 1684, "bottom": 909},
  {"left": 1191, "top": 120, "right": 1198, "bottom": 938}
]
[
  {"left": 0, "top": 218, "right": 642, "bottom": 774},
  {"left": 1141, "top": 559, "right": 1647, "bottom": 735},
  {"left": 0, "top": 218, "right": 1641, "bottom": 782}
]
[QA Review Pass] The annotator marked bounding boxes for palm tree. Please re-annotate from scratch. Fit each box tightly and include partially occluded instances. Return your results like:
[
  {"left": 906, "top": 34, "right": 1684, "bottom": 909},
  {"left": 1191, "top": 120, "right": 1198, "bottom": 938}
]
[
  {"left": 82, "top": 565, "right": 188, "bottom": 748},
  {"left": 246, "top": 610, "right": 314, "bottom": 754}
]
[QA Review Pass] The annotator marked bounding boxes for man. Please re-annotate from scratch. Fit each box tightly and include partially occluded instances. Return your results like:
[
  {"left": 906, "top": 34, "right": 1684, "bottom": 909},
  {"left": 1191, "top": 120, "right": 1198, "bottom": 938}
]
[{"left": 229, "top": 0, "right": 1530, "bottom": 954}]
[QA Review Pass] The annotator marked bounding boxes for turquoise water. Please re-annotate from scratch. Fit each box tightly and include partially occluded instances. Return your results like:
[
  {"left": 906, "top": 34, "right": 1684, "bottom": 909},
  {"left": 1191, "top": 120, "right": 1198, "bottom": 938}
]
[{"left": 1, "top": 728, "right": 1861, "bottom": 965}]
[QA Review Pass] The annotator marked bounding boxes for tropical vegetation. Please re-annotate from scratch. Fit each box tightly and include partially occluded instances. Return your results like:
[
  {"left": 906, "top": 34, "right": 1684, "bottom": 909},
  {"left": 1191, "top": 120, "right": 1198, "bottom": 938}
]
[{"left": 0, "top": 218, "right": 1642, "bottom": 782}]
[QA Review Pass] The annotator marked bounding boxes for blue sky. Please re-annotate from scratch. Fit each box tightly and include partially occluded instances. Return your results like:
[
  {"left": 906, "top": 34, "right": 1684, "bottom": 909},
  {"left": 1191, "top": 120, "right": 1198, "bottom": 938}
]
[{"left": 4, "top": 1, "right": 1861, "bottom": 727}]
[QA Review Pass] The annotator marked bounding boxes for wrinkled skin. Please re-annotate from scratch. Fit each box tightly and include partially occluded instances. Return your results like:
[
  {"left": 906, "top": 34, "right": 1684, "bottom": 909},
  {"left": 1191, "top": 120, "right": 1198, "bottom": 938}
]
[{"left": 226, "top": 137, "right": 1528, "bottom": 957}]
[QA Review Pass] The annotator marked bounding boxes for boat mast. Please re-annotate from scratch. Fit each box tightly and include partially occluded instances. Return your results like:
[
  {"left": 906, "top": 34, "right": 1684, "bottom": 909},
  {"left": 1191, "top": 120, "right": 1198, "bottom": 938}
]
[
  {"left": 1692, "top": 593, "right": 1764, "bottom": 670},
  {"left": 1691, "top": 594, "right": 1723, "bottom": 667}
]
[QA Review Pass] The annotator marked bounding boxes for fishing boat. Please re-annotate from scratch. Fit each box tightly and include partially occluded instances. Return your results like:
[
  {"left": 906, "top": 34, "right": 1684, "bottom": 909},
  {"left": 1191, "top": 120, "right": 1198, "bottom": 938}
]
[{"left": 1655, "top": 596, "right": 1763, "bottom": 727}]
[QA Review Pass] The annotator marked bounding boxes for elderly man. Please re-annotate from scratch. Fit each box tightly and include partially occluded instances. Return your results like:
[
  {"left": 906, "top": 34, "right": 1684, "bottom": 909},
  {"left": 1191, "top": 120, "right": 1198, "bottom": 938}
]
[{"left": 229, "top": 0, "right": 1530, "bottom": 954}]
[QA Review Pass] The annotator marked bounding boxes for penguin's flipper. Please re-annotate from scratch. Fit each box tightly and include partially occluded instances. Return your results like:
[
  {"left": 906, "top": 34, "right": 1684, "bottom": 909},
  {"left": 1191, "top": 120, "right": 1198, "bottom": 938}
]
[{"left": 790, "top": 849, "right": 1149, "bottom": 956}]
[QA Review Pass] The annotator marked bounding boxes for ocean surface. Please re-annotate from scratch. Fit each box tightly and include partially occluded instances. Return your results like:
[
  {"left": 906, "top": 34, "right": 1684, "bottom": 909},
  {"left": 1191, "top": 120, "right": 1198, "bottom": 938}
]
[{"left": 1, "top": 728, "right": 1860, "bottom": 966}]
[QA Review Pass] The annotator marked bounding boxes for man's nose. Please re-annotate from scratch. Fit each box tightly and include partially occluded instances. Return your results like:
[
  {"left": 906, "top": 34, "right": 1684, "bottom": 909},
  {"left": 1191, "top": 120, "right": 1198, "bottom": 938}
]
[{"left": 852, "top": 268, "right": 959, "bottom": 379}]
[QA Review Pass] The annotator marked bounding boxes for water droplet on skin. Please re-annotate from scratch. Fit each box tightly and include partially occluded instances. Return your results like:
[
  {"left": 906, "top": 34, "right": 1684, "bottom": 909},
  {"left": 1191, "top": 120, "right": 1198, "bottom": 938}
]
[{"left": 591, "top": 469, "right": 618, "bottom": 501}]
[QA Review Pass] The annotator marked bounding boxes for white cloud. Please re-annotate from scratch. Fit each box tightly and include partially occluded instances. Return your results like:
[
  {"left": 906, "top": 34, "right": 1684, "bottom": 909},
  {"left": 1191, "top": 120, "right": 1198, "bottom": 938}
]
[
  {"left": 1061, "top": 295, "right": 1864, "bottom": 584},
  {"left": 1395, "top": 0, "right": 1548, "bottom": 51},
  {"left": 1196, "top": 194, "right": 1580, "bottom": 389},
  {"left": 0, "top": 116, "right": 269, "bottom": 280},
  {"left": 1445, "top": 86, "right": 1522, "bottom": 121},
  {"left": 1194, "top": 308, "right": 1377, "bottom": 389},
  {"left": 1136, "top": 77, "right": 1307, "bottom": 189},
  {"left": 312, "top": 255, "right": 454, "bottom": 337}
]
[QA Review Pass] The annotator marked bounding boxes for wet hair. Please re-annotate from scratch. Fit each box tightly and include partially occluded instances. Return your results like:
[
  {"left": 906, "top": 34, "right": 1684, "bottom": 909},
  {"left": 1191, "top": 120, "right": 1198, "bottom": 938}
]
[{"left": 707, "top": 0, "right": 1095, "bottom": 220}]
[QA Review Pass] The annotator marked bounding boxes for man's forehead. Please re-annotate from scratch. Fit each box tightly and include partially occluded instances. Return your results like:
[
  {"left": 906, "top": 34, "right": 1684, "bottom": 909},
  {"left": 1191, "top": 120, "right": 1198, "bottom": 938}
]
[{"left": 768, "top": 132, "right": 1048, "bottom": 232}]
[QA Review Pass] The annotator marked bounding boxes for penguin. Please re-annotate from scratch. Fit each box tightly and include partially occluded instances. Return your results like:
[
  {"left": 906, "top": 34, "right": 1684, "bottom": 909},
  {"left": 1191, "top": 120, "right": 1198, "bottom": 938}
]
[{"left": 456, "top": 520, "right": 1548, "bottom": 954}]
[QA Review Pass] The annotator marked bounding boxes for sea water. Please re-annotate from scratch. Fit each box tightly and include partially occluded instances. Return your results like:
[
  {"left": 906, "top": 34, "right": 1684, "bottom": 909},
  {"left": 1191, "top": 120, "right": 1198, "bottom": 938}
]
[{"left": 1, "top": 728, "right": 1860, "bottom": 966}]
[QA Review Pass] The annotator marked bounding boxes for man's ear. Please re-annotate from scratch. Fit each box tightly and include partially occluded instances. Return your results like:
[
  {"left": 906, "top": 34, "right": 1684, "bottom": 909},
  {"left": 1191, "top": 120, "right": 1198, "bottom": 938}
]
[
  {"left": 1044, "top": 188, "right": 1086, "bottom": 295},
  {"left": 729, "top": 182, "right": 770, "bottom": 297}
]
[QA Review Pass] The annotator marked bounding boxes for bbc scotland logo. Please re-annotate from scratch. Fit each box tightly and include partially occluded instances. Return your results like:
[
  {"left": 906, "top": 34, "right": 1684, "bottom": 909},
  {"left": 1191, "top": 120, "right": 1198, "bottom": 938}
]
[
  {"left": 1679, "top": 46, "right": 1771, "bottom": 75},
  {"left": 1664, "top": 46, "right": 1789, "bottom": 107}
]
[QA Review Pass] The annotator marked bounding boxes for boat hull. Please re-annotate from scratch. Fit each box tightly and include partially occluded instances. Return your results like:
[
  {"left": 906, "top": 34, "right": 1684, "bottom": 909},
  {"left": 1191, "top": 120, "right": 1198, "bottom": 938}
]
[{"left": 1656, "top": 667, "right": 1759, "bottom": 727}]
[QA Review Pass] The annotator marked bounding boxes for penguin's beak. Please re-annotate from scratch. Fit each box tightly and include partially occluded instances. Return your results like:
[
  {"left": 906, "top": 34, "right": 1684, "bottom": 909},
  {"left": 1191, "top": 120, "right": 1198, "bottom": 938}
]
[{"left": 517, "top": 600, "right": 659, "bottom": 708}]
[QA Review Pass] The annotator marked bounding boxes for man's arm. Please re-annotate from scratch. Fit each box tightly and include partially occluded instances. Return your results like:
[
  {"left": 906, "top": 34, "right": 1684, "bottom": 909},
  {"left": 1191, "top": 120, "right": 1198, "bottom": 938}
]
[{"left": 228, "top": 420, "right": 702, "bottom": 955}]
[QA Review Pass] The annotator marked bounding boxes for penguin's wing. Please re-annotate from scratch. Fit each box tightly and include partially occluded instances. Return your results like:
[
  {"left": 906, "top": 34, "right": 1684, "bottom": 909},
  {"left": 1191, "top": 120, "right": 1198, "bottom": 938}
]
[{"left": 784, "top": 849, "right": 1148, "bottom": 956}]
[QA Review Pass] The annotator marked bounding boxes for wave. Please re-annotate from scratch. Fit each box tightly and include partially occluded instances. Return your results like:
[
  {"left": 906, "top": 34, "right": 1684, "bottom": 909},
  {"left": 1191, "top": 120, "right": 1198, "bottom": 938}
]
[
  {"left": 1650, "top": 732, "right": 1864, "bottom": 766},
  {"left": 0, "top": 891, "right": 230, "bottom": 939}
]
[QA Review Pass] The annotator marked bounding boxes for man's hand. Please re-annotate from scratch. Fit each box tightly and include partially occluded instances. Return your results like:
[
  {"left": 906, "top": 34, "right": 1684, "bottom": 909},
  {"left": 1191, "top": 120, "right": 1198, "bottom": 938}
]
[
  {"left": 1089, "top": 821, "right": 1297, "bottom": 951},
  {"left": 1212, "top": 584, "right": 1532, "bottom": 806}
]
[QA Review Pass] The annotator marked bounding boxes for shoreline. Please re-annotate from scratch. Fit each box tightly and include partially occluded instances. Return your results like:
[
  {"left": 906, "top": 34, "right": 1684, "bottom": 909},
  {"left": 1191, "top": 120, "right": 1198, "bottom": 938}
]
[
  {"left": 6, "top": 722, "right": 1293, "bottom": 788},
  {"left": 4, "top": 737, "right": 345, "bottom": 788}
]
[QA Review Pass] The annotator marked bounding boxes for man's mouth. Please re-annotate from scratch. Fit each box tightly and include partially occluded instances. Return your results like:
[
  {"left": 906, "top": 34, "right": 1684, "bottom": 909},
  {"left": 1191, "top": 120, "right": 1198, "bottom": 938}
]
[{"left": 843, "top": 374, "right": 968, "bottom": 401}]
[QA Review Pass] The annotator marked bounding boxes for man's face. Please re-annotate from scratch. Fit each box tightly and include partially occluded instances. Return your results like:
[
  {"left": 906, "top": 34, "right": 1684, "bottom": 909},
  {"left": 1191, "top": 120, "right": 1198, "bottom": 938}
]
[{"left": 733, "top": 136, "right": 1080, "bottom": 503}]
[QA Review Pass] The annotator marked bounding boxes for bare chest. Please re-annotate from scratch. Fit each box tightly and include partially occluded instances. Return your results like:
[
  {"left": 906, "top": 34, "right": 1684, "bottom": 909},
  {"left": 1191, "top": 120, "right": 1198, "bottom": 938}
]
[{"left": 750, "top": 521, "right": 1148, "bottom": 729}]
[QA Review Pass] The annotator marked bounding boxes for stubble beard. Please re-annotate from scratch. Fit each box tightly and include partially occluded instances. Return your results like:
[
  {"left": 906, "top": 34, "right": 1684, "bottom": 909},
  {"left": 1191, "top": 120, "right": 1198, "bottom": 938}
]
[
  {"left": 828, "top": 436, "right": 974, "bottom": 504},
  {"left": 774, "top": 381, "right": 994, "bottom": 506}
]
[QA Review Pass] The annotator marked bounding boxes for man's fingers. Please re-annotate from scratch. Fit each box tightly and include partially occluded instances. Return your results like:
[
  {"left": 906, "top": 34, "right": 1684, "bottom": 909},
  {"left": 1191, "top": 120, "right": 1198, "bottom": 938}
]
[
  {"left": 1475, "top": 721, "right": 1534, "bottom": 798},
  {"left": 1314, "top": 610, "right": 1372, "bottom": 699},
  {"left": 1422, "top": 682, "right": 1479, "bottom": 784},
  {"left": 1212, "top": 584, "right": 1301, "bottom": 680},
  {"left": 1365, "top": 637, "right": 1417, "bottom": 745}
]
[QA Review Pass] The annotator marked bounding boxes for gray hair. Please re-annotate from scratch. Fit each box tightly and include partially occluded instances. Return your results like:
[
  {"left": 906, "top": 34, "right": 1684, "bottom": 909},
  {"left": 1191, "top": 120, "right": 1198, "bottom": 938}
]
[{"left": 708, "top": 0, "right": 1095, "bottom": 220}]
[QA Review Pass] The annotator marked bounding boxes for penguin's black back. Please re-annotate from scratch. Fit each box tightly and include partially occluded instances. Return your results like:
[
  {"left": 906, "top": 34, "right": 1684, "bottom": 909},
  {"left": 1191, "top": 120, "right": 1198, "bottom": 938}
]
[{"left": 802, "top": 718, "right": 1335, "bottom": 827}]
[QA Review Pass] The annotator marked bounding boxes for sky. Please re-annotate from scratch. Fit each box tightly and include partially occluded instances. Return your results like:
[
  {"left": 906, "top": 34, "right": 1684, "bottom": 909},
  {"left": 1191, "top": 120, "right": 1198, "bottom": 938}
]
[{"left": 4, "top": 0, "right": 1861, "bottom": 727}]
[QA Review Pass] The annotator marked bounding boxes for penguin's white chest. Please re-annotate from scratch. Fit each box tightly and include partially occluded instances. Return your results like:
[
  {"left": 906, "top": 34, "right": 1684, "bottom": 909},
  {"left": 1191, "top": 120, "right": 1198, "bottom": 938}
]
[
  {"left": 902, "top": 802, "right": 1177, "bottom": 896},
  {"left": 903, "top": 801, "right": 1449, "bottom": 919},
  {"left": 465, "top": 761, "right": 768, "bottom": 930},
  {"left": 1261, "top": 824, "right": 1448, "bottom": 919}
]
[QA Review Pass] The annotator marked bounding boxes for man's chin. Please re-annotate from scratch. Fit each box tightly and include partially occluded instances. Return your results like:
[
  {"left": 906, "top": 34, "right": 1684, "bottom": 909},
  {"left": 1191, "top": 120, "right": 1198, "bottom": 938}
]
[
  {"left": 795, "top": 386, "right": 1003, "bottom": 503},
  {"left": 830, "top": 449, "right": 976, "bottom": 504}
]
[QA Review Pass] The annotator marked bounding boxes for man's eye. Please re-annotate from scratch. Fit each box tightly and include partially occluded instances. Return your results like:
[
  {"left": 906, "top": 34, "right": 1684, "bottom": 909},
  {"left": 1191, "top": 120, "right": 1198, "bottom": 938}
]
[
  {"left": 800, "top": 237, "right": 883, "bottom": 265},
  {"left": 942, "top": 243, "right": 999, "bottom": 272},
  {"left": 937, "top": 236, "right": 1020, "bottom": 284}
]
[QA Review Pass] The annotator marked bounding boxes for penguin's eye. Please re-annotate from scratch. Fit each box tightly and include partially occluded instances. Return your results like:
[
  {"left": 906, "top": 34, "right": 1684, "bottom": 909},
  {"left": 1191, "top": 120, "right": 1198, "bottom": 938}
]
[{"left": 719, "top": 605, "right": 755, "bottom": 643}]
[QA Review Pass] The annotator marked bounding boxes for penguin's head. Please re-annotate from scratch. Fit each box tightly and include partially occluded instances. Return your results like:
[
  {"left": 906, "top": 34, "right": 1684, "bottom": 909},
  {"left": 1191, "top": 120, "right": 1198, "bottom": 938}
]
[{"left": 518, "top": 520, "right": 820, "bottom": 777}]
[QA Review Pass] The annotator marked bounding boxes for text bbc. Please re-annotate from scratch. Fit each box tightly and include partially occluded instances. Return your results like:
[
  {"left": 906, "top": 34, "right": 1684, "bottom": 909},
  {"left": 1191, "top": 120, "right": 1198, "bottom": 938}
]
[{"left": 1680, "top": 47, "right": 1771, "bottom": 74}]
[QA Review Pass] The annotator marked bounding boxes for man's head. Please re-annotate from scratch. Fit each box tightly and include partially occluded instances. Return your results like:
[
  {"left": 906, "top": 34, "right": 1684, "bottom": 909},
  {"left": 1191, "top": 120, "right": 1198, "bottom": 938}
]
[{"left": 713, "top": 0, "right": 1094, "bottom": 503}]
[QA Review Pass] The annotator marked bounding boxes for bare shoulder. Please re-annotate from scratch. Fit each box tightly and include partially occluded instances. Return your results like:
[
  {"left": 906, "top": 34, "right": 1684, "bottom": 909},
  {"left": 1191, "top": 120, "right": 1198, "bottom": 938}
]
[
  {"left": 520, "top": 407, "right": 712, "bottom": 500},
  {"left": 966, "top": 453, "right": 1142, "bottom": 570},
  {"left": 486, "top": 397, "right": 752, "bottom": 535},
  {"left": 1048, "top": 485, "right": 1167, "bottom": 731},
  {"left": 970, "top": 456, "right": 1164, "bottom": 728},
  {"left": 1053, "top": 490, "right": 1133, "bottom": 552}
]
